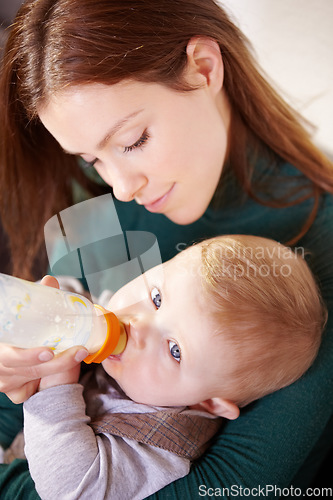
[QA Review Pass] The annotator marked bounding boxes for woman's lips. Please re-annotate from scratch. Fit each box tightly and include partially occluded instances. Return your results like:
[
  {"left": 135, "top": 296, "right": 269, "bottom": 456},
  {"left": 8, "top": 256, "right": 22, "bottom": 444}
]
[{"left": 141, "top": 184, "right": 175, "bottom": 213}]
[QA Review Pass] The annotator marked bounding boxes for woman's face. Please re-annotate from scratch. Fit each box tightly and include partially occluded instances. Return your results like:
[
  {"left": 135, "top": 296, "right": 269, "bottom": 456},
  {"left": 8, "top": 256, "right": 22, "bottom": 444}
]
[{"left": 39, "top": 78, "right": 230, "bottom": 224}]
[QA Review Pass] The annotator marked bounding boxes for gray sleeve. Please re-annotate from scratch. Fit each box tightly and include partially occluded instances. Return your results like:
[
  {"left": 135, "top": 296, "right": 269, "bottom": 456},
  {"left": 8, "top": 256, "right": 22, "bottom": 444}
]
[{"left": 23, "top": 385, "right": 190, "bottom": 500}]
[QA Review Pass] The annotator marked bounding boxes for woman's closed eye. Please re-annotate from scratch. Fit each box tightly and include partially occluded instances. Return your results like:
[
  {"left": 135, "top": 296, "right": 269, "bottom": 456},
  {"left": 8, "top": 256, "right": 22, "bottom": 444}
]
[{"left": 124, "top": 130, "right": 150, "bottom": 153}]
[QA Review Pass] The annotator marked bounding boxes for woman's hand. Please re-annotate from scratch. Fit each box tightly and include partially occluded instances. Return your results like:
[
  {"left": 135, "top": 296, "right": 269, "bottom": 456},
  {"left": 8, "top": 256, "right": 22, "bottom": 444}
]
[
  {"left": 0, "top": 276, "right": 88, "bottom": 403},
  {"left": 0, "top": 345, "right": 88, "bottom": 403}
]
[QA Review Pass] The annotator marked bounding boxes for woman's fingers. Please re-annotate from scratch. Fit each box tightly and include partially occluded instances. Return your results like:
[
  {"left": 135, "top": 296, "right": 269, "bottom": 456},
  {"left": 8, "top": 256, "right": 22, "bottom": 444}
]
[
  {"left": 0, "top": 345, "right": 87, "bottom": 372},
  {"left": 40, "top": 275, "right": 60, "bottom": 289},
  {"left": 0, "top": 345, "right": 54, "bottom": 369},
  {"left": 6, "top": 380, "right": 41, "bottom": 404},
  {"left": 0, "top": 345, "right": 88, "bottom": 399},
  {"left": 33, "top": 347, "right": 88, "bottom": 379}
]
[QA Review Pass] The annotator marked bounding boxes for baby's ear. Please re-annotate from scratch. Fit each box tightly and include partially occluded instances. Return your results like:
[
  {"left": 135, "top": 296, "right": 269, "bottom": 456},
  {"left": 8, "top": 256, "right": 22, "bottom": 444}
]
[{"left": 193, "top": 398, "right": 240, "bottom": 420}]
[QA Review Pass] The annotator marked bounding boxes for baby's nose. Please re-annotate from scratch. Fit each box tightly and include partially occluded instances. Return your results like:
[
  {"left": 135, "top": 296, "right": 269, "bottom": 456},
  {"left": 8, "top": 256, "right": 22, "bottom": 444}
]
[{"left": 129, "top": 318, "right": 149, "bottom": 349}]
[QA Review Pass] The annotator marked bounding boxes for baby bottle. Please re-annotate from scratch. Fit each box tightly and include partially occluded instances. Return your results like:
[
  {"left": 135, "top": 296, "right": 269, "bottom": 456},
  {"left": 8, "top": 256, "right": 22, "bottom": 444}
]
[{"left": 0, "top": 272, "right": 127, "bottom": 364}]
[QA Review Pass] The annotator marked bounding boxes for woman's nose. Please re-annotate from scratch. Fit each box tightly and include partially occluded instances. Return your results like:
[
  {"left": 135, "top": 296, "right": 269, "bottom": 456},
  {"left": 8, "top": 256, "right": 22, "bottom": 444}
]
[{"left": 111, "top": 168, "right": 148, "bottom": 202}]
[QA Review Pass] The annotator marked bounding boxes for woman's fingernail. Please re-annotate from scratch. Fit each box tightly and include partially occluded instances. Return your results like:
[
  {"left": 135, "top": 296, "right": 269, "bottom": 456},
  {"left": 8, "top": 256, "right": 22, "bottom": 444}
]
[
  {"left": 75, "top": 349, "right": 88, "bottom": 362},
  {"left": 39, "top": 351, "right": 54, "bottom": 362}
]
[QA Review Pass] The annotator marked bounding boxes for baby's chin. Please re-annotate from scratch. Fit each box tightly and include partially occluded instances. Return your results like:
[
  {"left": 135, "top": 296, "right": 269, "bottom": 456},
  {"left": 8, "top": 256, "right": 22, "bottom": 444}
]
[{"left": 125, "top": 389, "right": 187, "bottom": 408}]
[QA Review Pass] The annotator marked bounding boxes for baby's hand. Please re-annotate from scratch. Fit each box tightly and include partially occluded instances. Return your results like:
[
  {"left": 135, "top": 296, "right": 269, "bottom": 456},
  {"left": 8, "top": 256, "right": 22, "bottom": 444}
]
[{"left": 38, "top": 358, "right": 82, "bottom": 391}]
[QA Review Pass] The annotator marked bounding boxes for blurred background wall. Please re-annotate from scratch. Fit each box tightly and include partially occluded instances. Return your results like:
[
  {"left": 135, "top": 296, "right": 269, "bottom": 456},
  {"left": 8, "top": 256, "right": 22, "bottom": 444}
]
[
  {"left": 0, "top": 0, "right": 22, "bottom": 45},
  {"left": 0, "top": 0, "right": 23, "bottom": 21},
  {"left": 220, "top": 0, "right": 333, "bottom": 157}
]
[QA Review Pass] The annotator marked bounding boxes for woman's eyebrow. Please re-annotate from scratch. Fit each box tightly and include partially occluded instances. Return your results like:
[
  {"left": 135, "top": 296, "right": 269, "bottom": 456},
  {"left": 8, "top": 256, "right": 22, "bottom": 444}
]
[
  {"left": 62, "top": 109, "right": 144, "bottom": 155},
  {"left": 96, "top": 109, "right": 144, "bottom": 151}
]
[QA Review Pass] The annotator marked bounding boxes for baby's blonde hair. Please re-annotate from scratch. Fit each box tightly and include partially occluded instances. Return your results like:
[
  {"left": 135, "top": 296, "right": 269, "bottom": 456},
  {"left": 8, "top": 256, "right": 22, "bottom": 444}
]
[{"left": 200, "top": 235, "right": 327, "bottom": 407}]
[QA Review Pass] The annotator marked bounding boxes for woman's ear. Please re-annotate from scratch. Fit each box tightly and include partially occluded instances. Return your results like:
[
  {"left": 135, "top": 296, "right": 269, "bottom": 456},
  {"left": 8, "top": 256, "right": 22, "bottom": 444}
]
[
  {"left": 185, "top": 36, "right": 224, "bottom": 94},
  {"left": 193, "top": 397, "right": 240, "bottom": 420}
]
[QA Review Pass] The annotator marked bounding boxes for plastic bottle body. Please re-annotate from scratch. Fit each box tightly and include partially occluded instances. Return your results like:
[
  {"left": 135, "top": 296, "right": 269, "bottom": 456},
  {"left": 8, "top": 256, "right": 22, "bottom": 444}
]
[{"left": 0, "top": 273, "right": 108, "bottom": 355}]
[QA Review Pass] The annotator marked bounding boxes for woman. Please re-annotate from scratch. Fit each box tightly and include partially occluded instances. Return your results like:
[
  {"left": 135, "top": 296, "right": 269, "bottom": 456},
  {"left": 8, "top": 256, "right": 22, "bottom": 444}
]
[{"left": 0, "top": 0, "right": 332, "bottom": 497}]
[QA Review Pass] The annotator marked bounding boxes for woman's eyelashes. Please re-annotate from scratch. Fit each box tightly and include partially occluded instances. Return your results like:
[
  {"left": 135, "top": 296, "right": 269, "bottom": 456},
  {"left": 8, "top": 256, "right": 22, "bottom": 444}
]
[
  {"left": 169, "top": 341, "right": 181, "bottom": 362},
  {"left": 124, "top": 130, "right": 150, "bottom": 153},
  {"left": 151, "top": 287, "right": 162, "bottom": 309},
  {"left": 79, "top": 129, "right": 149, "bottom": 167}
]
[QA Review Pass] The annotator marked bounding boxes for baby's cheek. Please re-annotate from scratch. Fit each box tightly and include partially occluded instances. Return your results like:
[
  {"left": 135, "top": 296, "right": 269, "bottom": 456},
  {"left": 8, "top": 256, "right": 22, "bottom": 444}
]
[{"left": 121, "top": 370, "right": 157, "bottom": 405}]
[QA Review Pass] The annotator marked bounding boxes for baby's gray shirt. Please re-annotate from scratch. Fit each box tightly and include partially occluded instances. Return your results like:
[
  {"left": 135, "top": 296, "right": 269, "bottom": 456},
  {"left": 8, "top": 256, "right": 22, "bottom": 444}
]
[{"left": 23, "top": 367, "right": 190, "bottom": 500}]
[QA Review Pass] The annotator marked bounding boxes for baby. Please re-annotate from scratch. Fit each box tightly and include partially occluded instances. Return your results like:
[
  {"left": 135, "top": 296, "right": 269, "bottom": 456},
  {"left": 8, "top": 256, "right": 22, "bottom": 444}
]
[{"left": 22, "top": 235, "right": 326, "bottom": 500}]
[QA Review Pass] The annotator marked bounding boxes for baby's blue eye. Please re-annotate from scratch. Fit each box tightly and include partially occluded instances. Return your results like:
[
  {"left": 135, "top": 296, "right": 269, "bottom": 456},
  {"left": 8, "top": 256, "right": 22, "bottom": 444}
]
[
  {"left": 169, "top": 341, "right": 181, "bottom": 362},
  {"left": 151, "top": 287, "right": 161, "bottom": 309}
]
